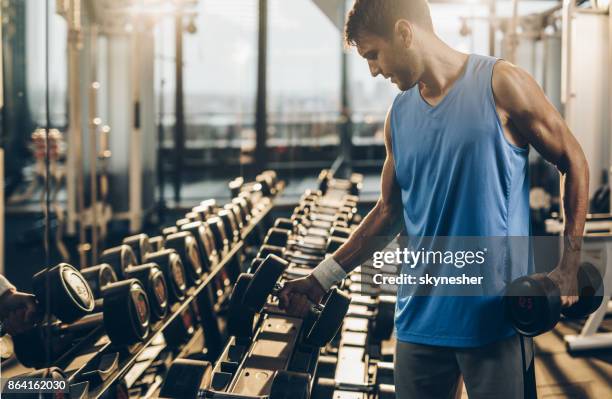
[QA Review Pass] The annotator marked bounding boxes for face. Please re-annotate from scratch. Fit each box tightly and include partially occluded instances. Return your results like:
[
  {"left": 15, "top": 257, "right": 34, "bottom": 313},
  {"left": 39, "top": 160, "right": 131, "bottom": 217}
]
[{"left": 356, "top": 28, "right": 422, "bottom": 91}]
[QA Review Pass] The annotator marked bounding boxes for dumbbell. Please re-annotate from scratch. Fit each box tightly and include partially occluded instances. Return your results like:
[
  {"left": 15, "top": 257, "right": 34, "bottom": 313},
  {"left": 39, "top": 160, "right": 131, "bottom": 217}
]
[
  {"left": 144, "top": 249, "right": 188, "bottom": 304},
  {"left": 150, "top": 235, "right": 165, "bottom": 252},
  {"left": 82, "top": 262, "right": 168, "bottom": 323},
  {"left": 239, "top": 254, "right": 351, "bottom": 347},
  {"left": 229, "top": 176, "right": 245, "bottom": 197},
  {"left": 224, "top": 203, "right": 245, "bottom": 233},
  {"left": 232, "top": 196, "right": 251, "bottom": 225},
  {"left": 159, "top": 358, "right": 213, "bottom": 399},
  {"left": 81, "top": 263, "right": 118, "bottom": 298},
  {"left": 124, "top": 263, "right": 169, "bottom": 322},
  {"left": 179, "top": 221, "right": 219, "bottom": 272},
  {"left": 14, "top": 278, "right": 150, "bottom": 367},
  {"left": 226, "top": 273, "right": 257, "bottom": 339},
  {"left": 123, "top": 233, "right": 152, "bottom": 264},
  {"left": 256, "top": 244, "right": 322, "bottom": 266},
  {"left": 99, "top": 244, "right": 137, "bottom": 279},
  {"left": 218, "top": 208, "right": 241, "bottom": 244},
  {"left": 504, "top": 262, "right": 604, "bottom": 336},
  {"left": 265, "top": 226, "right": 350, "bottom": 255},
  {"left": 345, "top": 294, "right": 396, "bottom": 341},
  {"left": 30, "top": 263, "right": 96, "bottom": 324},
  {"left": 165, "top": 231, "right": 204, "bottom": 286}
]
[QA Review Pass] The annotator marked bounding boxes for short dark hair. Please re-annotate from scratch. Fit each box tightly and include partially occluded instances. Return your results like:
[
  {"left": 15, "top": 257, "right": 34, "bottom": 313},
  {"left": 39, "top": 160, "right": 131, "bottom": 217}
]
[{"left": 344, "top": 0, "right": 433, "bottom": 47}]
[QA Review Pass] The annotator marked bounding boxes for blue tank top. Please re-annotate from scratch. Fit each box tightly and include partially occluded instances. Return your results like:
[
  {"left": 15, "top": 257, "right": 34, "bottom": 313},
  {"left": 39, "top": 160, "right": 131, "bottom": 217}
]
[{"left": 390, "top": 54, "right": 531, "bottom": 347}]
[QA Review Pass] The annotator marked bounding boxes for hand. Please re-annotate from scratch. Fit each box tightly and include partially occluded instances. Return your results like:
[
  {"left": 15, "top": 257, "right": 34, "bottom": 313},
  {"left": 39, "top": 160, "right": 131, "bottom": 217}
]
[
  {"left": 548, "top": 267, "right": 579, "bottom": 308},
  {"left": 0, "top": 290, "right": 39, "bottom": 335},
  {"left": 278, "top": 275, "right": 326, "bottom": 317}
]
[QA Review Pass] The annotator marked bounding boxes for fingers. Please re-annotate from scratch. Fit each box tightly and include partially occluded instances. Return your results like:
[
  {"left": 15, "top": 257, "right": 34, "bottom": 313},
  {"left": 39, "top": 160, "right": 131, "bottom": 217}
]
[
  {"left": 560, "top": 295, "right": 579, "bottom": 308},
  {"left": 286, "top": 294, "right": 312, "bottom": 318},
  {"left": 278, "top": 286, "right": 291, "bottom": 310}
]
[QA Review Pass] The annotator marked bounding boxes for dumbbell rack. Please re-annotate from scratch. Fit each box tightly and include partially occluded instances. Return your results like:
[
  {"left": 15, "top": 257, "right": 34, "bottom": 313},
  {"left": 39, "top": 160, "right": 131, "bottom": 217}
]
[{"left": 42, "top": 182, "right": 284, "bottom": 398}]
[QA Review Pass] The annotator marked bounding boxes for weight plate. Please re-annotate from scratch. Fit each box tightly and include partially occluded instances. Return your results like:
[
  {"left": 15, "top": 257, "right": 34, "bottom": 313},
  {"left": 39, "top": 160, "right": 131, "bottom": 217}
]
[
  {"left": 265, "top": 228, "right": 291, "bottom": 247},
  {"left": 227, "top": 274, "right": 256, "bottom": 338},
  {"left": 305, "top": 288, "right": 351, "bottom": 347},
  {"left": 505, "top": 273, "right": 561, "bottom": 336},
  {"left": 159, "top": 358, "right": 212, "bottom": 398},
  {"left": 244, "top": 255, "right": 288, "bottom": 313},
  {"left": 373, "top": 296, "right": 395, "bottom": 341},
  {"left": 32, "top": 263, "right": 95, "bottom": 324},
  {"left": 269, "top": 370, "right": 311, "bottom": 399}
]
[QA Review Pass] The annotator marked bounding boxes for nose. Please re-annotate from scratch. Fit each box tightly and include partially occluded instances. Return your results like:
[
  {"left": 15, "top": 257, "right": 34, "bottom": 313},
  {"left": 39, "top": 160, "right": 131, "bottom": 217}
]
[{"left": 368, "top": 61, "right": 381, "bottom": 77}]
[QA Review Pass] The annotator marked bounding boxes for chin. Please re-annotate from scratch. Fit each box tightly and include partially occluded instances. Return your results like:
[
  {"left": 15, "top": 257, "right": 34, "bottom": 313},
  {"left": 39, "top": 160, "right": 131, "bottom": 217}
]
[{"left": 397, "top": 80, "right": 417, "bottom": 91}]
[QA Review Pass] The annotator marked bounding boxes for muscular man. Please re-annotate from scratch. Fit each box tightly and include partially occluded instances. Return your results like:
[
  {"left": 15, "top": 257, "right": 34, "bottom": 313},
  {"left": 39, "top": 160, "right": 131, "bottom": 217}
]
[
  {"left": 0, "top": 274, "right": 37, "bottom": 335},
  {"left": 279, "top": 1, "right": 589, "bottom": 398}
]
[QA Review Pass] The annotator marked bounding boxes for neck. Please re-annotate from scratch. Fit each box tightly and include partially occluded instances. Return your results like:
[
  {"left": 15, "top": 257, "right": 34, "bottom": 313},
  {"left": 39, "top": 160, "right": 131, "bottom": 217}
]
[{"left": 418, "top": 37, "right": 469, "bottom": 96}]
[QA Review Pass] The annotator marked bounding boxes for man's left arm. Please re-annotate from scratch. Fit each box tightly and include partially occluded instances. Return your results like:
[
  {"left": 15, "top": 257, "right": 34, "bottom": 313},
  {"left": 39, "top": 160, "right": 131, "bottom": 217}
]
[{"left": 492, "top": 61, "right": 589, "bottom": 306}]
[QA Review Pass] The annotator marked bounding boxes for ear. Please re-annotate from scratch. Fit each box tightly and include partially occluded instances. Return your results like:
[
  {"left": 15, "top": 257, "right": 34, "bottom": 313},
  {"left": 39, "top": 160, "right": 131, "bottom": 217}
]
[{"left": 394, "top": 20, "right": 413, "bottom": 49}]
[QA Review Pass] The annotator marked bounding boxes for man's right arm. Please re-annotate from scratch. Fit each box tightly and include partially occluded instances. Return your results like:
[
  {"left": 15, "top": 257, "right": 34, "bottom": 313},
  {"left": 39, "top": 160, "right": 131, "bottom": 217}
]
[
  {"left": 330, "top": 108, "right": 404, "bottom": 273},
  {"left": 278, "top": 109, "right": 404, "bottom": 313}
]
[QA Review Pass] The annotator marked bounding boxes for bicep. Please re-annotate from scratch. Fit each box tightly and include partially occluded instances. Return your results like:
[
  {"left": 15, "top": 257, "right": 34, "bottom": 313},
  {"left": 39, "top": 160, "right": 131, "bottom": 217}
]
[{"left": 381, "top": 109, "right": 402, "bottom": 211}]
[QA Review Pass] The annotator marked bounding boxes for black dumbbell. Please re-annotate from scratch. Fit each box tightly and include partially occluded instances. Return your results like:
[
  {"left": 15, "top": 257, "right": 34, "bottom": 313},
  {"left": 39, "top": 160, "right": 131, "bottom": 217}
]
[
  {"left": 30, "top": 263, "right": 95, "bottom": 324},
  {"left": 231, "top": 197, "right": 251, "bottom": 225},
  {"left": 268, "top": 370, "right": 311, "bottom": 399},
  {"left": 124, "top": 263, "right": 169, "bottom": 322},
  {"left": 504, "top": 262, "right": 604, "bottom": 336},
  {"left": 346, "top": 294, "right": 396, "bottom": 341},
  {"left": 206, "top": 216, "right": 230, "bottom": 256},
  {"left": 150, "top": 235, "right": 165, "bottom": 252},
  {"left": 218, "top": 208, "right": 240, "bottom": 244},
  {"left": 165, "top": 232, "right": 204, "bottom": 286},
  {"left": 240, "top": 254, "right": 351, "bottom": 347},
  {"left": 14, "top": 278, "right": 150, "bottom": 367},
  {"left": 229, "top": 176, "right": 245, "bottom": 197},
  {"left": 83, "top": 261, "right": 168, "bottom": 323},
  {"left": 180, "top": 221, "right": 219, "bottom": 272},
  {"left": 159, "top": 358, "right": 213, "bottom": 399},
  {"left": 163, "top": 226, "right": 179, "bottom": 237},
  {"left": 226, "top": 273, "right": 256, "bottom": 339},
  {"left": 81, "top": 263, "right": 118, "bottom": 298},
  {"left": 99, "top": 244, "right": 137, "bottom": 279},
  {"left": 144, "top": 249, "right": 188, "bottom": 304},
  {"left": 123, "top": 233, "right": 152, "bottom": 264},
  {"left": 224, "top": 203, "right": 245, "bottom": 233}
]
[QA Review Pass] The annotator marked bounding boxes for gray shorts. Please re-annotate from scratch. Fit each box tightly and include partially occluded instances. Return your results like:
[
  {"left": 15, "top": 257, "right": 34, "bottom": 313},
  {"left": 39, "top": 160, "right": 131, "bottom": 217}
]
[{"left": 394, "top": 334, "right": 534, "bottom": 399}]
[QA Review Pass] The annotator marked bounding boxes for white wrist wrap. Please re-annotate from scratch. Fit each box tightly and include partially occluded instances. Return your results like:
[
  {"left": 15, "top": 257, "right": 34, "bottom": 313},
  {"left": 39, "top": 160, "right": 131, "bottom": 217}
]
[
  {"left": 311, "top": 256, "right": 347, "bottom": 291},
  {"left": 0, "top": 275, "right": 15, "bottom": 297}
]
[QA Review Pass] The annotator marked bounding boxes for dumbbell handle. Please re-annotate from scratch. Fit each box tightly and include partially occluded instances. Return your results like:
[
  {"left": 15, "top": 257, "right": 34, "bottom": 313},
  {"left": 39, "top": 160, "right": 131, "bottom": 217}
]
[
  {"left": 62, "top": 312, "right": 104, "bottom": 333},
  {"left": 31, "top": 312, "right": 104, "bottom": 336},
  {"left": 317, "top": 377, "right": 376, "bottom": 393}
]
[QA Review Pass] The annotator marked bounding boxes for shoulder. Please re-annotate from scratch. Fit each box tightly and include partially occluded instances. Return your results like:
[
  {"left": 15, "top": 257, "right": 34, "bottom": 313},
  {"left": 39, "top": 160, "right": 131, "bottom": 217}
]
[{"left": 491, "top": 60, "right": 539, "bottom": 114}]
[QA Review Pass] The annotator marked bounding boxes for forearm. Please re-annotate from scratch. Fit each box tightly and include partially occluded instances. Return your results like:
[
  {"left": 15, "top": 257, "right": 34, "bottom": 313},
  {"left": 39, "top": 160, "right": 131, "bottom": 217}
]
[
  {"left": 333, "top": 201, "right": 403, "bottom": 273},
  {"left": 561, "top": 152, "right": 589, "bottom": 263}
]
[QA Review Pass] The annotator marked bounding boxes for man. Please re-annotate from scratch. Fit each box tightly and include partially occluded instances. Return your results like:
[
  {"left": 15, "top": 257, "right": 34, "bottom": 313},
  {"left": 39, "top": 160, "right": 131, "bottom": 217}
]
[
  {"left": 279, "top": 0, "right": 589, "bottom": 398},
  {"left": 0, "top": 275, "right": 38, "bottom": 335}
]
